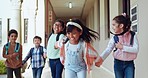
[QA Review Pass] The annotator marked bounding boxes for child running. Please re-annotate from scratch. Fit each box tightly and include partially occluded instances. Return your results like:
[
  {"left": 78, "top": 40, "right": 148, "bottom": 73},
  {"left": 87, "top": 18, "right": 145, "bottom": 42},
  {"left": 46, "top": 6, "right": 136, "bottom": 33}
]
[
  {"left": 22, "top": 36, "right": 46, "bottom": 78},
  {"left": 95, "top": 13, "right": 139, "bottom": 78},
  {"left": 56, "top": 18, "right": 100, "bottom": 78}
]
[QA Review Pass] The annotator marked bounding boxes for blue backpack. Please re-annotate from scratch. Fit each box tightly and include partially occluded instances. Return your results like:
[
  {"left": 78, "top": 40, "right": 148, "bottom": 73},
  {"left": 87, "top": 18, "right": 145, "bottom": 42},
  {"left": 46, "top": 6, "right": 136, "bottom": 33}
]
[
  {"left": 5, "top": 42, "right": 20, "bottom": 60},
  {"left": 113, "top": 31, "right": 135, "bottom": 52}
]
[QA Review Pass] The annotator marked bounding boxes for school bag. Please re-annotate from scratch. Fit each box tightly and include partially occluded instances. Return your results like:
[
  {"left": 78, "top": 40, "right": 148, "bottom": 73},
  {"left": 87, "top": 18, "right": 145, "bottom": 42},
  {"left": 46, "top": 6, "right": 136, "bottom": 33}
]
[
  {"left": 113, "top": 31, "right": 135, "bottom": 52},
  {"left": 48, "top": 32, "right": 69, "bottom": 44},
  {"left": 28, "top": 46, "right": 46, "bottom": 68},
  {"left": 4, "top": 42, "right": 20, "bottom": 60},
  {"left": 48, "top": 33, "right": 62, "bottom": 41}
]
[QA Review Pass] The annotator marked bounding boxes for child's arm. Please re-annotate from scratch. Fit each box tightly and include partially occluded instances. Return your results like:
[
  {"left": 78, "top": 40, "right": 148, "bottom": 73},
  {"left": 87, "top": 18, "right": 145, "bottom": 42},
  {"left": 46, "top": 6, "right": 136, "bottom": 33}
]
[
  {"left": 121, "top": 35, "right": 139, "bottom": 53},
  {"left": 22, "top": 49, "right": 32, "bottom": 65},
  {"left": 43, "top": 47, "right": 47, "bottom": 58},
  {"left": 2, "top": 46, "right": 12, "bottom": 59},
  {"left": 100, "top": 37, "right": 115, "bottom": 60}
]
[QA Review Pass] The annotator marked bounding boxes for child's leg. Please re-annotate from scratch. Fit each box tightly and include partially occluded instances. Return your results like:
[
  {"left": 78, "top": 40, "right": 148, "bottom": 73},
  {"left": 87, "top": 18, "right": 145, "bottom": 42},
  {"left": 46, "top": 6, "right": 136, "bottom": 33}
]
[
  {"left": 14, "top": 67, "right": 21, "bottom": 78},
  {"left": 7, "top": 67, "right": 13, "bottom": 78},
  {"left": 49, "top": 59, "right": 56, "bottom": 78},
  {"left": 77, "top": 69, "right": 86, "bottom": 78},
  {"left": 36, "top": 67, "right": 43, "bottom": 78},
  {"left": 56, "top": 59, "right": 64, "bottom": 78},
  {"left": 114, "top": 59, "right": 124, "bottom": 78},
  {"left": 32, "top": 68, "right": 37, "bottom": 78},
  {"left": 124, "top": 61, "right": 135, "bottom": 78},
  {"left": 65, "top": 69, "right": 76, "bottom": 78}
]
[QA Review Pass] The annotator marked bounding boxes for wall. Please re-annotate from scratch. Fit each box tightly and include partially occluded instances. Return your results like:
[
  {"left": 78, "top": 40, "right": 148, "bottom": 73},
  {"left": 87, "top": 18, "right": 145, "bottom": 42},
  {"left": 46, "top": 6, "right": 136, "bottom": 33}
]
[{"left": 133, "top": 0, "right": 148, "bottom": 78}]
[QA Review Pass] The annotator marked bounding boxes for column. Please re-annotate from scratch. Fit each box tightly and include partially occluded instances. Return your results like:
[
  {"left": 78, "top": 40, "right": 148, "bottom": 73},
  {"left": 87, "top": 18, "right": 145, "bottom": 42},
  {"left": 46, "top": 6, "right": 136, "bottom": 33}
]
[{"left": 10, "top": 0, "right": 21, "bottom": 42}]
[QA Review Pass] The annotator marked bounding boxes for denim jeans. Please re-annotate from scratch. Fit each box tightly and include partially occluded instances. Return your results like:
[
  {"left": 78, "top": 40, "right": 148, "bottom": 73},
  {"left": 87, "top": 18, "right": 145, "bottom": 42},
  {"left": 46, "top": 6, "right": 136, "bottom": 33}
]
[
  {"left": 7, "top": 67, "right": 21, "bottom": 78},
  {"left": 49, "top": 58, "right": 64, "bottom": 78},
  {"left": 65, "top": 68, "right": 86, "bottom": 78},
  {"left": 32, "top": 67, "right": 43, "bottom": 78},
  {"left": 114, "top": 59, "right": 135, "bottom": 78}
]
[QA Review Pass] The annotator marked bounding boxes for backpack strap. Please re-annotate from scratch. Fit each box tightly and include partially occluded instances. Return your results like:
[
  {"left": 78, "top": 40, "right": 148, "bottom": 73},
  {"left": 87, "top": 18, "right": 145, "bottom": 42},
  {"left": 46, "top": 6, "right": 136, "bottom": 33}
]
[
  {"left": 27, "top": 48, "right": 34, "bottom": 69},
  {"left": 113, "top": 35, "right": 119, "bottom": 52},
  {"left": 5, "top": 42, "right": 10, "bottom": 55},
  {"left": 130, "top": 31, "right": 135, "bottom": 45},
  {"left": 56, "top": 33, "right": 61, "bottom": 41},
  {"left": 39, "top": 46, "right": 46, "bottom": 65}
]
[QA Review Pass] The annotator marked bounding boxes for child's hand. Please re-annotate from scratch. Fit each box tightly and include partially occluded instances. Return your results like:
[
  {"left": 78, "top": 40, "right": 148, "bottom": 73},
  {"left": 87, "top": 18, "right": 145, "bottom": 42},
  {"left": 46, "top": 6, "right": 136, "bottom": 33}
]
[
  {"left": 12, "top": 53, "right": 19, "bottom": 57},
  {"left": 115, "top": 42, "right": 123, "bottom": 50},
  {"left": 95, "top": 57, "right": 103, "bottom": 67},
  {"left": 43, "top": 53, "right": 47, "bottom": 58}
]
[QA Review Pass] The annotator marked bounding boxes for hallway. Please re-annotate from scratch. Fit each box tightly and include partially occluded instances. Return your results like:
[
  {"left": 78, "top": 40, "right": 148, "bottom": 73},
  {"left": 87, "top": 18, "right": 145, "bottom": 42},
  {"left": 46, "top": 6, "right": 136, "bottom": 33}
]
[{"left": 22, "top": 61, "right": 114, "bottom": 78}]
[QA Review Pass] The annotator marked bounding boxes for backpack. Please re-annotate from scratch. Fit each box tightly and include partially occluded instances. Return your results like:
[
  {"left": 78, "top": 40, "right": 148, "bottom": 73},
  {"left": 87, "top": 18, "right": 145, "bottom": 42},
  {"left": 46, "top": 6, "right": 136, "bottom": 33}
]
[
  {"left": 48, "top": 33, "right": 69, "bottom": 44},
  {"left": 113, "top": 31, "right": 135, "bottom": 52},
  {"left": 27, "top": 46, "right": 46, "bottom": 69},
  {"left": 48, "top": 33, "right": 62, "bottom": 41},
  {"left": 5, "top": 42, "right": 20, "bottom": 60}
]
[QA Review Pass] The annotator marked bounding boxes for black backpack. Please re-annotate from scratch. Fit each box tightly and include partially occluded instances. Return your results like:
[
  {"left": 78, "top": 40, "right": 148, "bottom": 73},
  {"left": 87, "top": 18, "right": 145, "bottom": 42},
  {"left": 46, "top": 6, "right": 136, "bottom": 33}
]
[
  {"left": 27, "top": 46, "right": 46, "bottom": 68},
  {"left": 113, "top": 31, "right": 135, "bottom": 52}
]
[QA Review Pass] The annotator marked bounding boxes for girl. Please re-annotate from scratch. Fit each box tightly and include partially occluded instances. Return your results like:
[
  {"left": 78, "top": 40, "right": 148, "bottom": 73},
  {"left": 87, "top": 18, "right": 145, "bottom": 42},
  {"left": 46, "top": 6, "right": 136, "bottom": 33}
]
[
  {"left": 56, "top": 18, "right": 100, "bottom": 78},
  {"left": 95, "top": 13, "right": 139, "bottom": 78},
  {"left": 46, "top": 19, "right": 66, "bottom": 78}
]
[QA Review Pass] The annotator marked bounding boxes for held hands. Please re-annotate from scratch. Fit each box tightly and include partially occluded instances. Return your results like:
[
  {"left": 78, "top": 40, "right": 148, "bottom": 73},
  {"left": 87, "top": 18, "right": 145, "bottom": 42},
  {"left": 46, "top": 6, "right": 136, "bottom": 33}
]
[{"left": 95, "top": 57, "right": 103, "bottom": 67}]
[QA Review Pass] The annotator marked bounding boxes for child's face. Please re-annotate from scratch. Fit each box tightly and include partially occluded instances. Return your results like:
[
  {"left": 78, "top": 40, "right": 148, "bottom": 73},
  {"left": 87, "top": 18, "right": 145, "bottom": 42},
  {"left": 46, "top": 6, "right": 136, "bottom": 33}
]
[
  {"left": 66, "top": 28, "right": 82, "bottom": 44},
  {"left": 53, "top": 22, "right": 63, "bottom": 34},
  {"left": 9, "top": 33, "right": 17, "bottom": 43},
  {"left": 112, "top": 20, "right": 123, "bottom": 34},
  {"left": 33, "top": 38, "right": 41, "bottom": 47}
]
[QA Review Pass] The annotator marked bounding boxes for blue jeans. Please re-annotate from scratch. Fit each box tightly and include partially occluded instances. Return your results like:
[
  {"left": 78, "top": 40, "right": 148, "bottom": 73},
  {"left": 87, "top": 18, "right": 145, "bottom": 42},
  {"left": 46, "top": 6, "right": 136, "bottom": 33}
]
[
  {"left": 32, "top": 67, "right": 43, "bottom": 78},
  {"left": 114, "top": 59, "right": 135, "bottom": 78},
  {"left": 49, "top": 58, "right": 64, "bottom": 78},
  {"left": 65, "top": 68, "right": 86, "bottom": 78}
]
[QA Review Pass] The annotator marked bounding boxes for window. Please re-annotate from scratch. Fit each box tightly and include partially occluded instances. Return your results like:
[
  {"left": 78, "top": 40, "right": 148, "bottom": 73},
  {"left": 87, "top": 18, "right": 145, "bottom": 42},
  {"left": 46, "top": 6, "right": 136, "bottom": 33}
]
[
  {"left": 0, "top": 18, "right": 2, "bottom": 44},
  {"left": 24, "top": 18, "right": 28, "bottom": 43},
  {"left": 104, "top": 0, "right": 110, "bottom": 38},
  {"left": 7, "top": 18, "right": 10, "bottom": 42},
  {"left": 131, "top": 5, "right": 138, "bottom": 32}
]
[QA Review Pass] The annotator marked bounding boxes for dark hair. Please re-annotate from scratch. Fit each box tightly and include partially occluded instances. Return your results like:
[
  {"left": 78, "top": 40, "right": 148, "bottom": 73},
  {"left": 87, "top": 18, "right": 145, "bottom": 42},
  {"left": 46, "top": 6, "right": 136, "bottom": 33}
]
[
  {"left": 66, "top": 18, "right": 99, "bottom": 43},
  {"left": 8, "top": 29, "right": 18, "bottom": 37},
  {"left": 113, "top": 14, "right": 131, "bottom": 34},
  {"left": 52, "top": 19, "right": 66, "bottom": 35},
  {"left": 33, "top": 36, "right": 42, "bottom": 42}
]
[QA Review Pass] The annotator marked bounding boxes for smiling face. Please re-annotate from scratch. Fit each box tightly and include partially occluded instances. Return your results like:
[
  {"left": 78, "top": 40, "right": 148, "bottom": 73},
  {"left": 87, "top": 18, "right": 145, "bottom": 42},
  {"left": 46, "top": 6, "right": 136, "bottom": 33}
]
[
  {"left": 33, "top": 38, "right": 41, "bottom": 47},
  {"left": 9, "top": 33, "right": 17, "bottom": 43},
  {"left": 53, "top": 22, "right": 64, "bottom": 34},
  {"left": 66, "top": 27, "right": 82, "bottom": 44},
  {"left": 112, "top": 20, "right": 124, "bottom": 34}
]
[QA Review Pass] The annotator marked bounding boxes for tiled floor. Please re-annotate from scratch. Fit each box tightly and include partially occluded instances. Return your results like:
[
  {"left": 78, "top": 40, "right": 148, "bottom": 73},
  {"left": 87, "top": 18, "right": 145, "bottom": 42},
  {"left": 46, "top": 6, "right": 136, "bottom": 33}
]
[
  {"left": 0, "top": 63, "right": 114, "bottom": 78},
  {"left": 22, "top": 62, "right": 114, "bottom": 78}
]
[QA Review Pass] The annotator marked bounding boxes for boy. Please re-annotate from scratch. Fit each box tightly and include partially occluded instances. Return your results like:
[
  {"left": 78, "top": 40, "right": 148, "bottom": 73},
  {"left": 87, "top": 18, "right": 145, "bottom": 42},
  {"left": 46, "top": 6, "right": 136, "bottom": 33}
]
[
  {"left": 22, "top": 36, "right": 46, "bottom": 78},
  {"left": 2, "top": 29, "right": 22, "bottom": 78}
]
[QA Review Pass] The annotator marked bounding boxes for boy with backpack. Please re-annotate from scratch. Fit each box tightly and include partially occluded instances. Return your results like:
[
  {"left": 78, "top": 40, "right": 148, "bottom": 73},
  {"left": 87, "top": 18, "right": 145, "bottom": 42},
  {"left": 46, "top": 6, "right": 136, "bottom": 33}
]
[
  {"left": 22, "top": 36, "right": 47, "bottom": 78},
  {"left": 2, "top": 29, "right": 22, "bottom": 78}
]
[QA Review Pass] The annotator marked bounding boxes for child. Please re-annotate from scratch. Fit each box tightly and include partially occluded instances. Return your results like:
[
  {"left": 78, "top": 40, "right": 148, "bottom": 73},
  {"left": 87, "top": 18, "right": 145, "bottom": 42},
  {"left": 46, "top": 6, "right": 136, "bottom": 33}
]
[
  {"left": 46, "top": 19, "right": 66, "bottom": 78},
  {"left": 95, "top": 13, "right": 139, "bottom": 78},
  {"left": 2, "top": 29, "right": 22, "bottom": 78},
  {"left": 56, "top": 18, "right": 100, "bottom": 78},
  {"left": 22, "top": 36, "right": 46, "bottom": 78}
]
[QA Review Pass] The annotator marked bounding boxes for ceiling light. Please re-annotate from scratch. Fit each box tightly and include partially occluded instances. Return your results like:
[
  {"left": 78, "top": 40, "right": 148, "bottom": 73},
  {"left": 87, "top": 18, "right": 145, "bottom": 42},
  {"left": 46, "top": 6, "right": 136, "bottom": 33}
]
[{"left": 68, "top": 2, "right": 72, "bottom": 8}]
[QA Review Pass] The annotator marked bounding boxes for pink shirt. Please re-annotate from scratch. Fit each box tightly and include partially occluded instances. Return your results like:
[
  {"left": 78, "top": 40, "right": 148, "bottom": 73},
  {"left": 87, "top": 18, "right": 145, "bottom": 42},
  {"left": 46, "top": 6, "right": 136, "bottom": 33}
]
[{"left": 101, "top": 31, "right": 139, "bottom": 61}]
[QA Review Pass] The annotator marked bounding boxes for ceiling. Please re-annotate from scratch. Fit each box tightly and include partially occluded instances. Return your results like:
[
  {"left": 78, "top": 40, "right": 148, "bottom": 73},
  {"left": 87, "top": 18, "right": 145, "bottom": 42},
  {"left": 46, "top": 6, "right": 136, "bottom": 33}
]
[{"left": 50, "top": 0, "right": 95, "bottom": 20}]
